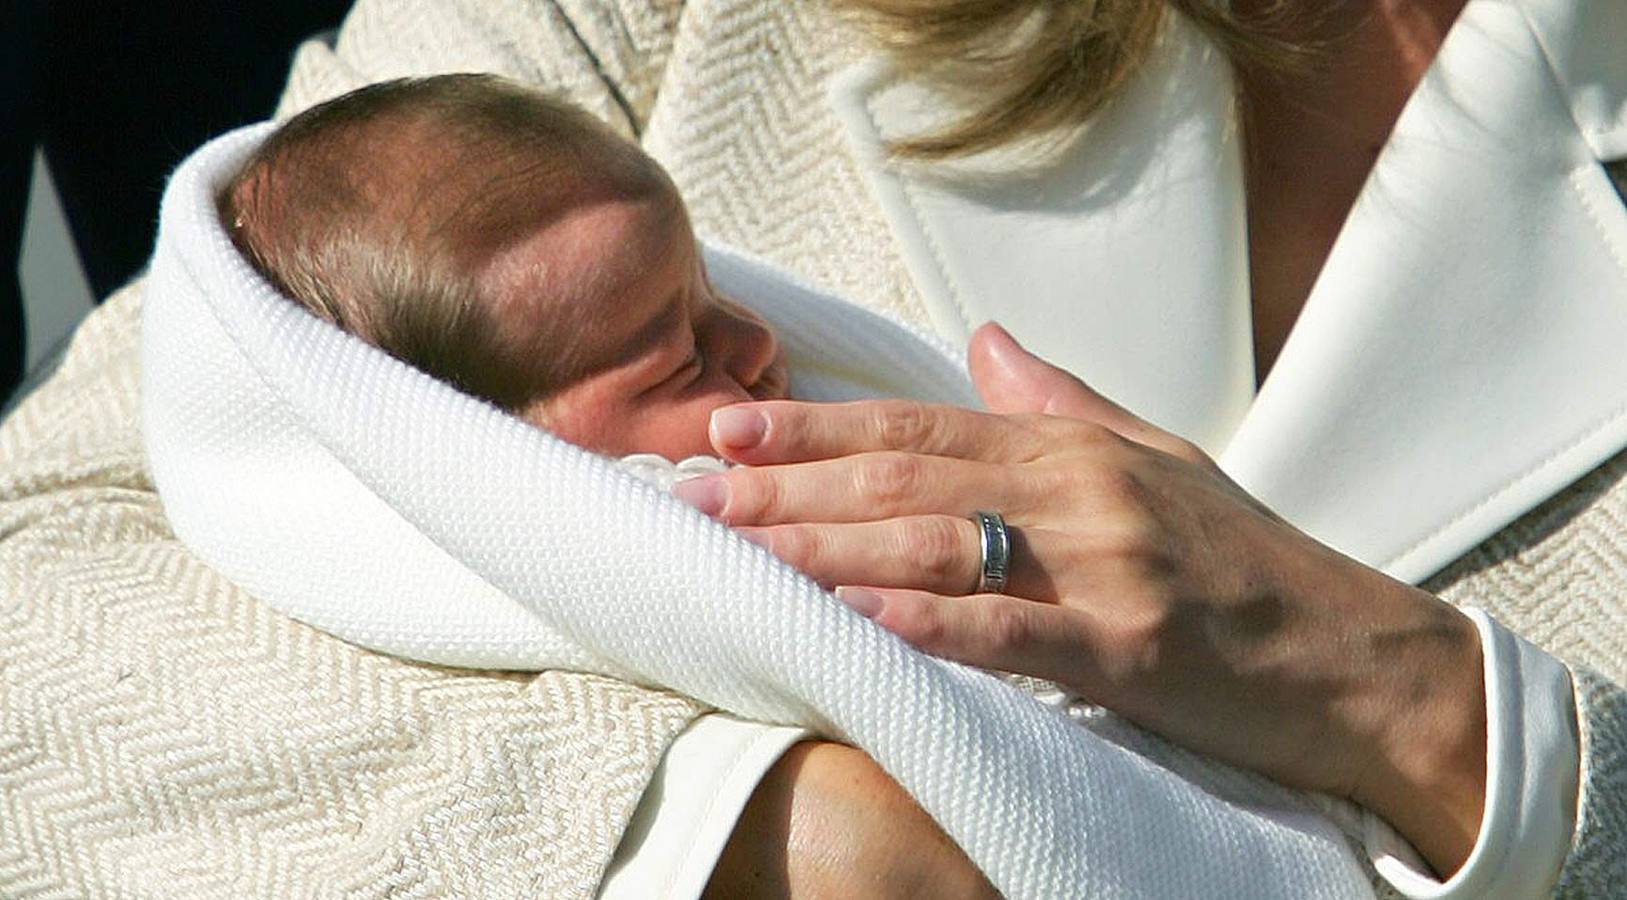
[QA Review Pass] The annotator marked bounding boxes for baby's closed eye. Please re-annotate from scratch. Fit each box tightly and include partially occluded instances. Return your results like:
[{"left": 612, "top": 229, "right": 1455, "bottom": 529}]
[{"left": 674, "top": 348, "right": 704, "bottom": 385}]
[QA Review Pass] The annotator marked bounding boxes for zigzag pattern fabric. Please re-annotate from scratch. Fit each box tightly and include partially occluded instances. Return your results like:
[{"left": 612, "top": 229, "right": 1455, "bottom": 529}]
[
  {"left": 0, "top": 282, "right": 705, "bottom": 899},
  {"left": 138, "top": 123, "right": 1375, "bottom": 900}
]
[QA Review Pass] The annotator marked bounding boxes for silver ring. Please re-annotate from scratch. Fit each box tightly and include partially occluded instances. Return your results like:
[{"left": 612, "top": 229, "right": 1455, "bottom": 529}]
[{"left": 971, "top": 510, "right": 1011, "bottom": 594}]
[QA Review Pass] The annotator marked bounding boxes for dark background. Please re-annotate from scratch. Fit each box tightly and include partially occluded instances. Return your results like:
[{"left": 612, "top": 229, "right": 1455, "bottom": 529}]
[{"left": 3, "top": 1, "right": 354, "bottom": 404}]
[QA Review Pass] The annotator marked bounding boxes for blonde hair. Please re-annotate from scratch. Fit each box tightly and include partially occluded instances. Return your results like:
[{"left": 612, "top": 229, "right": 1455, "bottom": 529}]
[
  {"left": 835, "top": 0, "right": 1307, "bottom": 158},
  {"left": 219, "top": 74, "right": 672, "bottom": 411}
]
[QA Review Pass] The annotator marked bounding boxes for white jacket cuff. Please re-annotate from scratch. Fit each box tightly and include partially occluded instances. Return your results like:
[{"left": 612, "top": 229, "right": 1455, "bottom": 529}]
[
  {"left": 1367, "top": 607, "right": 1579, "bottom": 898},
  {"left": 597, "top": 713, "right": 810, "bottom": 900}
]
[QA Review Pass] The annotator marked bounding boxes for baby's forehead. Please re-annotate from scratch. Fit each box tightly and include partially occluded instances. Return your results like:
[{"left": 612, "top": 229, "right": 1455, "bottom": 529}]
[
  {"left": 480, "top": 183, "right": 686, "bottom": 303},
  {"left": 476, "top": 183, "right": 694, "bottom": 376}
]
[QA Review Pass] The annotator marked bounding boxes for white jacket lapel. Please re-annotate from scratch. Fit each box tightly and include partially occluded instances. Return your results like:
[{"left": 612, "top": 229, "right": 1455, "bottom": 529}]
[
  {"left": 833, "top": 0, "right": 1627, "bottom": 585},
  {"left": 1519, "top": 0, "right": 1627, "bottom": 160},
  {"left": 1221, "top": 0, "right": 1627, "bottom": 582},
  {"left": 828, "top": 15, "right": 1255, "bottom": 453}
]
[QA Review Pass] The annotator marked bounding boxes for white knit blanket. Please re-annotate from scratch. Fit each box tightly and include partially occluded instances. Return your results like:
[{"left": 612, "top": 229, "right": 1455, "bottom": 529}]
[{"left": 142, "top": 124, "right": 1373, "bottom": 899}]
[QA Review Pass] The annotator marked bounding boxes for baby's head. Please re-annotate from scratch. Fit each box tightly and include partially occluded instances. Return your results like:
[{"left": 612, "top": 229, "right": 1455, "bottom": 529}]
[{"left": 220, "top": 74, "right": 786, "bottom": 459}]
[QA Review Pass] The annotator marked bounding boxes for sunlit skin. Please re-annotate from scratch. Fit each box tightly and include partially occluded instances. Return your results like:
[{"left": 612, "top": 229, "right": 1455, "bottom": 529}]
[{"left": 478, "top": 187, "right": 788, "bottom": 460}]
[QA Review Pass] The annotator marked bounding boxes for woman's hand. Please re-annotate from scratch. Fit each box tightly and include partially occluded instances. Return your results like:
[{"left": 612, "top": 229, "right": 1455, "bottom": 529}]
[
  {"left": 704, "top": 741, "right": 999, "bottom": 899},
  {"left": 675, "top": 323, "right": 1489, "bottom": 876}
]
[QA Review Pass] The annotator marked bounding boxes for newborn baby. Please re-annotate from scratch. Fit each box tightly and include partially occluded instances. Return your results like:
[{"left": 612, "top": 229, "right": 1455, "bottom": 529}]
[
  {"left": 219, "top": 73, "right": 1088, "bottom": 712},
  {"left": 220, "top": 73, "right": 788, "bottom": 462}
]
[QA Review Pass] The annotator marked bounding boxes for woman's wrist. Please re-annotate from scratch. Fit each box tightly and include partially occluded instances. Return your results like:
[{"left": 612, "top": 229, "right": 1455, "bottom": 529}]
[{"left": 1347, "top": 578, "right": 1488, "bottom": 878}]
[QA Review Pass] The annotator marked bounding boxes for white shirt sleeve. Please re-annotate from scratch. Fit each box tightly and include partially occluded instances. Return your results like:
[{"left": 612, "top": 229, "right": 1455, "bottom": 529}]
[
  {"left": 1366, "top": 607, "right": 1580, "bottom": 899},
  {"left": 597, "top": 713, "right": 810, "bottom": 900}
]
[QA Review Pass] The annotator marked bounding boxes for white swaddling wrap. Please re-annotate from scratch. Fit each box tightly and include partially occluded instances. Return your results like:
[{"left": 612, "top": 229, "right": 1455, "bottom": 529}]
[{"left": 142, "top": 123, "right": 1373, "bottom": 899}]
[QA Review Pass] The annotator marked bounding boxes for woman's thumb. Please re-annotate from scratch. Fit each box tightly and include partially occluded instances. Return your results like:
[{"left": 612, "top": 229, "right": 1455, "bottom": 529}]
[
  {"left": 968, "top": 323, "right": 1187, "bottom": 452},
  {"left": 967, "top": 322, "right": 1101, "bottom": 418}
]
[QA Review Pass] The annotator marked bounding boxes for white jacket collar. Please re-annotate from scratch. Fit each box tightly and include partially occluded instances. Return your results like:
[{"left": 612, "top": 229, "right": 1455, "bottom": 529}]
[
  {"left": 1518, "top": 0, "right": 1627, "bottom": 159},
  {"left": 829, "top": 15, "right": 1254, "bottom": 453},
  {"left": 831, "top": 0, "right": 1627, "bottom": 583}
]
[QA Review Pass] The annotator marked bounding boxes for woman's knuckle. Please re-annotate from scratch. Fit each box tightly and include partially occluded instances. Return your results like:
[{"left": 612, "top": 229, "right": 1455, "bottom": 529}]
[
  {"left": 858, "top": 452, "right": 922, "bottom": 508},
  {"left": 1028, "top": 461, "right": 1078, "bottom": 501},
  {"left": 1027, "top": 412, "right": 1077, "bottom": 442},
  {"left": 983, "top": 604, "right": 1032, "bottom": 654},
  {"left": 729, "top": 471, "right": 777, "bottom": 523},
  {"left": 1070, "top": 420, "right": 1119, "bottom": 447},
  {"left": 872, "top": 399, "right": 916, "bottom": 448},
  {"left": 1080, "top": 461, "right": 1142, "bottom": 512},
  {"left": 1093, "top": 514, "right": 1158, "bottom": 560},
  {"left": 875, "top": 399, "right": 937, "bottom": 450},
  {"left": 1164, "top": 436, "right": 1212, "bottom": 466},
  {"left": 1006, "top": 412, "right": 1051, "bottom": 448},
  {"left": 1098, "top": 527, "right": 1179, "bottom": 589},
  {"left": 770, "top": 525, "right": 817, "bottom": 567},
  {"left": 1103, "top": 607, "right": 1174, "bottom": 678},
  {"left": 909, "top": 517, "right": 968, "bottom": 585},
  {"left": 1011, "top": 412, "right": 1050, "bottom": 432},
  {"left": 888, "top": 601, "right": 946, "bottom": 649}
]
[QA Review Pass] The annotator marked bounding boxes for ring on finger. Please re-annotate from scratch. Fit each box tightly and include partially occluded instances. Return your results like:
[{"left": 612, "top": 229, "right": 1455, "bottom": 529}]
[{"left": 970, "top": 510, "right": 1011, "bottom": 594}]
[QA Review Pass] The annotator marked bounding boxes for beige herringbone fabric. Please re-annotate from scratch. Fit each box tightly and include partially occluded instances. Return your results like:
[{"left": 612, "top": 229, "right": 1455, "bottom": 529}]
[
  {"left": 1, "top": 4, "right": 705, "bottom": 898},
  {"left": 0, "top": 284, "right": 704, "bottom": 899},
  {"left": 276, "top": 0, "right": 683, "bottom": 136},
  {"left": 642, "top": 1, "right": 930, "bottom": 325}
]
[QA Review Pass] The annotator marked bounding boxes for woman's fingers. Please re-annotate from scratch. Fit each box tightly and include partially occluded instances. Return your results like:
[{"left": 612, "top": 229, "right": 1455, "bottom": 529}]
[
  {"left": 834, "top": 586, "right": 1107, "bottom": 690},
  {"left": 672, "top": 452, "right": 1031, "bottom": 526},
  {"left": 707, "top": 398, "right": 1055, "bottom": 466},
  {"left": 739, "top": 516, "right": 1060, "bottom": 599},
  {"left": 707, "top": 331, "right": 1212, "bottom": 471},
  {"left": 741, "top": 517, "right": 981, "bottom": 595}
]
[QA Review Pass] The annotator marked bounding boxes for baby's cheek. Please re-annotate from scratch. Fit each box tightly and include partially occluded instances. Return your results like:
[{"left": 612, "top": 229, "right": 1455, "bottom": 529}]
[
  {"left": 637, "top": 400, "right": 722, "bottom": 455},
  {"left": 547, "top": 384, "right": 750, "bottom": 460},
  {"left": 647, "top": 392, "right": 751, "bottom": 460},
  {"left": 529, "top": 393, "right": 643, "bottom": 456}
]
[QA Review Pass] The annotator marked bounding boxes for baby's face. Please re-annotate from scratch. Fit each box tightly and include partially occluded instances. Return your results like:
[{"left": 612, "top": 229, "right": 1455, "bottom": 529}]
[{"left": 483, "top": 186, "right": 787, "bottom": 459}]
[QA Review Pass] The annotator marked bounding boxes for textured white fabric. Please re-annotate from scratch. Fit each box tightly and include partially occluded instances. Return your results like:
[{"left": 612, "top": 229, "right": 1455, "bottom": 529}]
[
  {"left": 617, "top": 454, "right": 729, "bottom": 490},
  {"left": 142, "top": 123, "right": 1377, "bottom": 899},
  {"left": 602, "top": 612, "right": 1582, "bottom": 900}
]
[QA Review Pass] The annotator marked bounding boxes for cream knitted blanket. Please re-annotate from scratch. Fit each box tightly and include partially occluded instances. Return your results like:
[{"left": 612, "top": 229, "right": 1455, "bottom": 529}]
[{"left": 141, "top": 123, "right": 1377, "bottom": 899}]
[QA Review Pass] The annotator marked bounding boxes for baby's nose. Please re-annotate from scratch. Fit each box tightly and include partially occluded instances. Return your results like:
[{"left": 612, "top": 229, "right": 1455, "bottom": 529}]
[{"left": 707, "top": 303, "right": 781, "bottom": 387}]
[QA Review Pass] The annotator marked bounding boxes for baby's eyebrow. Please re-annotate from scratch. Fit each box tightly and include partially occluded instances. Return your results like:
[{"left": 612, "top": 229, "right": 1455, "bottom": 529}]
[
  {"left": 648, "top": 290, "right": 689, "bottom": 342},
  {"left": 604, "top": 289, "right": 687, "bottom": 370}
]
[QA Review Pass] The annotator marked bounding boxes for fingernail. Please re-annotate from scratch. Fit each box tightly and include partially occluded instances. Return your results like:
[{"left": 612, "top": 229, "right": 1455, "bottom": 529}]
[
  {"left": 739, "top": 528, "right": 772, "bottom": 550},
  {"left": 835, "top": 586, "right": 884, "bottom": 619},
  {"left": 711, "top": 407, "right": 767, "bottom": 450},
  {"left": 672, "top": 475, "right": 728, "bottom": 516}
]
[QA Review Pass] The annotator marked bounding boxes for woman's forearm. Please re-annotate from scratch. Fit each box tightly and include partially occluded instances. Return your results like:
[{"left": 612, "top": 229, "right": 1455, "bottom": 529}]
[{"left": 704, "top": 741, "right": 999, "bottom": 899}]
